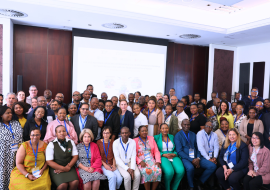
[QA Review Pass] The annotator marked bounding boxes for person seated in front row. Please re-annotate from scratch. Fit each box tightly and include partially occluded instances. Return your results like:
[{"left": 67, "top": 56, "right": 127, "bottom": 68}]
[
  {"left": 243, "top": 132, "right": 270, "bottom": 190},
  {"left": 174, "top": 119, "right": 217, "bottom": 190},
  {"left": 134, "top": 126, "right": 162, "bottom": 190},
  {"left": 76, "top": 129, "right": 106, "bottom": 189},
  {"left": 197, "top": 121, "right": 219, "bottom": 168},
  {"left": 154, "top": 123, "right": 185, "bottom": 190},
  {"left": 46, "top": 125, "right": 79, "bottom": 190},
  {"left": 216, "top": 128, "right": 249, "bottom": 190},
  {"left": 44, "top": 108, "right": 78, "bottom": 144},
  {"left": 113, "top": 127, "right": 141, "bottom": 190},
  {"left": 9, "top": 127, "right": 51, "bottom": 190}
]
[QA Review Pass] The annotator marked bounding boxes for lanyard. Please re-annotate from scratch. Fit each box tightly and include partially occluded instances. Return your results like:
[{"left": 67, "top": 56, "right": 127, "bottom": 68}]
[
  {"left": 57, "top": 119, "right": 70, "bottom": 137},
  {"left": 148, "top": 109, "right": 155, "bottom": 119},
  {"left": 259, "top": 113, "right": 263, "bottom": 119},
  {"left": 205, "top": 132, "right": 212, "bottom": 149},
  {"left": 3, "top": 123, "right": 14, "bottom": 139},
  {"left": 72, "top": 101, "right": 81, "bottom": 113},
  {"left": 120, "top": 138, "right": 129, "bottom": 159},
  {"left": 30, "top": 140, "right": 39, "bottom": 167},
  {"left": 139, "top": 136, "right": 147, "bottom": 150},
  {"left": 103, "top": 140, "right": 110, "bottom": 163},
  {"left": 165, "top": 114, "right": 172, "bottom": 122},
  {"left": 184, "top": 105, "right": 187, "bottom": 110},
  {"left": 163, "top": 136, "right": 169, "bottom": 153},
  {"left": 189, "top": 114, "right": 197, "bottom": 122},
  {"left": 141, "top": 107, "right": 145, "bottom": 112},
  {"left": 234, "top": 113, "right": 243, "bottom": 124},
  {"left": 221, "top": 130, "right": 227, "bottom": 138},
  {"left": 35, "top": 124, "right": 42, "bottom": 131},
  {"left": 175, "top": 111, "right": 182, "bottom": 117},
  {"left": 120, "top": 114, "right": 125, "bottom": 126},
  {"left": 84, "top": 144, "right": 91, "bottom": 164},
  {"left": 79, "top": 115, "right": 88, "bottom": 129},
  {"left": 105, "top": 111, "right": 113, "bottom": 124},
  {"left": 182, "top": 130, "right": 191, "bottom": 147}
]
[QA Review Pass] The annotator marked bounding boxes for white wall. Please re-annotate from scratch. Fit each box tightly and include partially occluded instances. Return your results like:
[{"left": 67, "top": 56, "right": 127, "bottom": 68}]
[
  {"left": 235, "top": 42, "right": 270, "bottom": 99},
  {"left": 0, "top": 18, "right": 13, "bottom": 102}
]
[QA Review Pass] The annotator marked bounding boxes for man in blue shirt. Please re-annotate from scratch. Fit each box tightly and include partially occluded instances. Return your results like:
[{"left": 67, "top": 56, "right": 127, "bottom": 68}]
[{"left": 174, "top": 119, "right": 216, "bottom": 190}]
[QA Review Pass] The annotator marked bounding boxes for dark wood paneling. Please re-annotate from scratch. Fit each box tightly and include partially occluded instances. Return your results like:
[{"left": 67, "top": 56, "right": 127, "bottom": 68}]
[
  {"left": 13, "top": 25, "right": 72, "bottom": 103},
  {"left": 213, "top": 49, "right": 234, "bottom": 102},
  {"left": 0, "top": 24, "right": 2, "bottom": 93},
  {"left": 239, "top": 63, "right": 250, "bottom": 97},
  {"left": 252, "top": 62, "right": 265, "bottom": 97},
  {"left": 165, "top": 43, "right": 209, "bottom": 99}
]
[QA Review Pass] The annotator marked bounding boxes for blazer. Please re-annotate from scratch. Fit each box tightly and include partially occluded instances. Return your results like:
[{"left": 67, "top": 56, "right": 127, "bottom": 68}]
[
  {"left": 239, "top": 118, "right": 264, "bottom": 142},
  {"left": 174, "top": 130, "right": 201, "bottom": 162},
  {"left": 248, "top": 145, "right": 270, "bottom": 184},
  {"left": 103, "top": 110, "right": 120, "bottom": 138},
  {"left": 167, "top": 114, "right": 179, "bottom": 136},
  {"left": 70, "top": 114, "right": 98, "bottom": 141},
  {"left": 134, "top": 136, "right": 161, "bottom": 164},
  {"left": 263, "top": 113, "right": 270, "bottom": 148},
  {"left": 154, "top": 133, "right": 178, "bottom": 157},
  {"left": 219, "top": 141, "right": 249, "bottom": 174},
  {"left": 23, "top": 118, "right": 48, "bottom": 141},
  {"left": 120, "top": 110, "right": 134, "bottom": 138},
  {"left": 242, "top": 96, "right": 264, "bottom": 115}
]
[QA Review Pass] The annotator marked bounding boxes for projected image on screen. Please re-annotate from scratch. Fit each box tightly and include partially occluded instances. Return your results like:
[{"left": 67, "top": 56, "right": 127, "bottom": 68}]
[{"left": 73, "top": 37, "right": 167, "bottom": 98}]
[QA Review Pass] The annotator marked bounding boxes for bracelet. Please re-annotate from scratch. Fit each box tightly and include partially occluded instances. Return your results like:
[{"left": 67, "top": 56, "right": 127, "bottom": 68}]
[{"left": 25, "top": 173, "right": 29, "bottom": 178}]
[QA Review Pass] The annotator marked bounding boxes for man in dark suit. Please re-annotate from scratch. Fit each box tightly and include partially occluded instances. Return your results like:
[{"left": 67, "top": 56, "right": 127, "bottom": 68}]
[
  {"left": 70, "top": 103, "right": 98, "bottom": 142},
  {"left": 80, "top": 84, "right": 97, "bottom": 101},
  {"left": 206, "top": 92, "right": 217, "bottom": 109}
]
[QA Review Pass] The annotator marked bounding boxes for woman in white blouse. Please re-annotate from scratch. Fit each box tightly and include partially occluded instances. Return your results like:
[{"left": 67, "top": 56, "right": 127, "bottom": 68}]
[{"left": 133, "top": 103, "right": 148, "bottom": 137}]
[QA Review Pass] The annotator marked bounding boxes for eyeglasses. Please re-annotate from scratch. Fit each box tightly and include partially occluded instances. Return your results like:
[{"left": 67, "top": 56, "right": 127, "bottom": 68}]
[
  {"left": 251, "top": 90, "right": 258, "bottom": 93},
  {"left": 205, "top": 125, "right": 213, "bottom": 128},
  {"left": 256, "top": 105, "right": 263, "bottom": 108},
  {"left": 171, "top": 99, "right": 177, "bottom": 101},
  {"left": 251, "top": 137, "right": 259, "bottom": 140},
  {"left": 30, "top": 134, "right": 40, "bottom": 137},
  {"left": 73, "top": 94, "right": 81, "bottom": 97},
  {"left": 56, "top": 96, "right": 64, "bottom": 99}
]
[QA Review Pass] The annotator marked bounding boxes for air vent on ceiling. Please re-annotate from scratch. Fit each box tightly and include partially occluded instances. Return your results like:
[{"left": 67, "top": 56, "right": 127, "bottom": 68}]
[
  {"left": 102, "top": 23, "right": 127, "bottom": 29},
  {"left": 179, "top": 34, "right": 201, "bottom": 39},
  {"left": 0, "top": 9, "right": 28, "bottom": 17}
]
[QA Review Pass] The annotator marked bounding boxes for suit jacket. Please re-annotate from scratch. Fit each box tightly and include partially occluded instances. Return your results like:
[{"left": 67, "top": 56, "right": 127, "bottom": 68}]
[
  {"left": 70, "top": 114, "right": 98, "bottom": 141},
  {"left": 242, "top": 96, "right": 264, "bottom": 115},
  {"left": 263, "top": 113, "right": 270, "bottom": 148},
  {"left": 167, "top": 114, "right": 179, "bottom": 136},
  {"left": 239, "top": 117, "right": 264, "bottom": 142},
  {"left": 103, "top": 110, "right": 120, "bottom": 138},
  {"left": 219, "top": 141, "right": 248, "bottom": 174},
  {"left": 154, "top": 133, "right": 178, "bottom": 157},
  {"left": 174, "top": 130, "right": 201, "bottom": 162},
  {"left": 120, "top": 110, "right": 134, "bottom": 138}
]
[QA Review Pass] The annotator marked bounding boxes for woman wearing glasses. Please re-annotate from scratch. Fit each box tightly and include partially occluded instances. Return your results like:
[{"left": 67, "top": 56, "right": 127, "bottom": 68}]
[{"left": 9, "top": 128, "right": 51, "bottom": 189}]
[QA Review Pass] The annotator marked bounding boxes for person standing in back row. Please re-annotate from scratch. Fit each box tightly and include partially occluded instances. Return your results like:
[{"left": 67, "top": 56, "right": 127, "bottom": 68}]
[{"left": 242, "top": 87, "right": 264, "bottom": 115}]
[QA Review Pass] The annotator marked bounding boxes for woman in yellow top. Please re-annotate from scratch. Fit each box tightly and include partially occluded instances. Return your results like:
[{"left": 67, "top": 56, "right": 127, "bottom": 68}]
[
  {"left": 12, "top": 102, "right": 28, "bottom": 128},
  {"left": 217, "top": 100, "right": 234, "bottom": 129},
  {"left": 9, "top": 127, "right": 51, "bottom": 190}
]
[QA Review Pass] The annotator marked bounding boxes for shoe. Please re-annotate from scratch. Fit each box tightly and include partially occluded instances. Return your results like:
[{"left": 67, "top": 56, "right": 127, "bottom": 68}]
[
  {"left": 196, "top": 185, "right": 202, "bottom": 190},
  {"left": 189, "top": 188, "right": 194, "bottom": 190}
]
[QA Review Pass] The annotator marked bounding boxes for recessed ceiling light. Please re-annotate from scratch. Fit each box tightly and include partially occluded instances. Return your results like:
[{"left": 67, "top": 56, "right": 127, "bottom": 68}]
[
  {"left": 0, "top": 9, "right": 27, "bottom": 17},
  {"left": 179, "top": 34, "right": 201, "bottom": 39},
  {"left": 102, "top": 23, "right": 126, "bottom": 29},
  {"left": 207, "top": 4, "right": 211, "bottom": 6}
]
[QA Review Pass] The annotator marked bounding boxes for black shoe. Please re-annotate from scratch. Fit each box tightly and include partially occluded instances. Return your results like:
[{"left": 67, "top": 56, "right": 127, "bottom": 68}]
[{"left": 196, "top": 185, "right": 202, "bottom": 190}]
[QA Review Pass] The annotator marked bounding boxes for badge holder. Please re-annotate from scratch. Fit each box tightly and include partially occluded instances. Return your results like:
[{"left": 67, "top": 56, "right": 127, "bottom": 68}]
[
  {"left": 189, "top": 148, "right": 194, "bottom": 158},
  {"left": 32, "top": 167, "right": 41, "bottom": 178},
  {"left": 144, "top": 151, "right": 151, "bottom": 161},
  {"left": 209, "top": 151, "right": 213, "bottom": 158},
  {"left": 11, "top": 142, "right": 19, "bottom": 152}
]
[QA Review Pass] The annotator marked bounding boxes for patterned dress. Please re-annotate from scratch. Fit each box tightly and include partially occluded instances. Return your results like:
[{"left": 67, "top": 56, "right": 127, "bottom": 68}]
[
  {"left": 0, "top": 121, "right": 23, "bottom": 190},
  {"left": 76, "top": 143, "right": 106, "bottom": 184},
  {"left": 137, "top": 139, "right": 162, "bottom": 184},
  {"left": 233, "top": 114, "right": 247, "bottom": 130}
]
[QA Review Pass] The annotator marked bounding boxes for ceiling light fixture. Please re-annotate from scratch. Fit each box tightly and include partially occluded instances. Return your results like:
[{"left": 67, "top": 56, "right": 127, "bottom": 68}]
[
  {"left": 179, "top": 34, "right": 201, "bottom": 39},
  {"left": 0, "top": 9, "right": 28, "bottom": 17},
  {"left": 102, "top": 23, "right": 126, "bottom": 29}
]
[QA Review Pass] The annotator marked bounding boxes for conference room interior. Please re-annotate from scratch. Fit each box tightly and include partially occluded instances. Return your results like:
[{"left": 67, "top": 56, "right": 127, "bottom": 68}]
[{"left": 1, "top": 0, "right": 270, "bottom": 190}]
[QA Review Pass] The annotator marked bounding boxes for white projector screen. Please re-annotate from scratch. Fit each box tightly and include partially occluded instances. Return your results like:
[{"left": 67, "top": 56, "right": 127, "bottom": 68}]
[{"left": 73, "top": 36, "right": 167, "bottom": 98}]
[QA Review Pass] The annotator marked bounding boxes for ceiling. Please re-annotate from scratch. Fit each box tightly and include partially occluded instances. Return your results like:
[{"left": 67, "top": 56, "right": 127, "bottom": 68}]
[{"left": 1, "top": 0, "right": 270, "bottom": 46}]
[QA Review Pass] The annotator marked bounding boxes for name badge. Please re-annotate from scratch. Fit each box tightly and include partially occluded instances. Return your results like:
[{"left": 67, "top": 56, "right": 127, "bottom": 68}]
[
  {"left": 189, "top": 148, "right": 194, "bottom": 158},
  {"left": 169, "top": 158, "right": 173, "bottom": 162},
  {"left": 11, "top": 143, "right": 19, "bottom": 152},
  {"left": 209, "top": 151, "right": 213, "bottom": 158},
  {"left": 228, "top": 162, "right": 234, "bottom": 169},
  {"left": 32, "top": 167, "right": 41, "bottom": 178},
  {"left": 144, "top": 152, "right": 151, "bottom": 161},
  {"left": 125, "top": 163, "right": 128, "bottom": 166}
]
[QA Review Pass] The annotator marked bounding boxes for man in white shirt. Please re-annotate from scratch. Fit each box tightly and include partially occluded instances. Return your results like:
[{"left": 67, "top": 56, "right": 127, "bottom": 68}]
[
  {"left": 113, "top": 127, "right": 140, "bottom": 190},
  {"left": 172, "top": 101, "right": 189, "bottom": 129},
  {"left": 89, "top": 97, "right": 104, "bottom": 142}
]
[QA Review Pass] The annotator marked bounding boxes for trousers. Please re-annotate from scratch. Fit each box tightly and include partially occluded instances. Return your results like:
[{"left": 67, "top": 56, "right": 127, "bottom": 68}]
[
  {"left": 101, "top": 166, "right": 123, "bottom": 190},
  {"left": 216, "top": 167, "right": 245, "bottom": 190}
]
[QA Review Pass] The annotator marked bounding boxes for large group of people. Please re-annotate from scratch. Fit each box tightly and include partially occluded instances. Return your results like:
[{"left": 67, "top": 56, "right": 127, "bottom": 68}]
[{"left": 0, "top": 84, "right": 270, "bottom": 190}]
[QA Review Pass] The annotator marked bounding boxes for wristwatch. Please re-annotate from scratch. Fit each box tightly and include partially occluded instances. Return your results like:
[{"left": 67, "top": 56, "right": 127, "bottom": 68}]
[
  {"left": 25, "top": 173, "right": 29, "bottom": 178},
  {"left": 197, "top": 157, "right": 200, "bottom": 160}
]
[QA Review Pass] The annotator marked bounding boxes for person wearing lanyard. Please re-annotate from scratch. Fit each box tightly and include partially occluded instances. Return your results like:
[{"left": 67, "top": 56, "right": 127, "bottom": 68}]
[
  {"left": 138, "top": 96, "right": 147, "bottom": 112},
  {"left": 215, "top": 117, "right": 230, "bottom": 149},
  {"left": 70, "top": 103, "right": 98, "bottom": 143},
  {"left": 119, "top": 100, "right": 134, "bottom": 138},
  {"left": 263, "top": 99, "right": 270, "bottom": 113},
  {"left": 67, "top": 103, "right": 77, "bottom": 121},
  {"left": 189, "top": 104, "right": 205, "bottom": 134},
  {"left": 44, "top": 107, "right": 78, "bottom": 144},
  {"left": 9, "top": 128, "right": 51, "bottom": 189},
  {"left": 97, "top": 126, "right": 123, "bottom": 190},
  {"left": 157, "top": 98, "right": 166, "bottom": 115},
  {"left": 233, "top": 104, "right": 246, "bottom": 130},
  {"left": 71, "top": 91, "right": 82, "bottom": 114},
  {"left": 217, "top": 101, "right": 234, "bottom": 130},
  {"left": 76, "top": 128, "right": 106, "bottom": 189},
  {"left": 113, "top": 127, "right": 140, "bottom": 190},
  {"left": 172, "top": 101, "right": 189, "bottom": 130},
  {"left": 216, "top": 128, "right": 249, "bottom": 190},
  {"left": 133, "top": 103, "right": 148, "bottom": 137},
  {"left": 111, "top": 96, "right": 120, "bottom": 113},
  {"left": 46, "top": 125, "right": 79, "bottom": 189},
  {"left": 24, "top": 106, "right": 48, "bottom": 141},
  {"left": 134, "top": 126, "right": 162, "bottom": 190},
  {"left": 242, "top": 87, "right": 264, "bottom": 115},
  {"left": 239, "top": 107, "right": 264, "bottom": 145},
  {"left": 174, "top": 119, "right": 216, "bottom": 190},
  {"left": 154, "top": 123, "right": 185, "bottom": 190},
  {"left": 103, "top": 100, "right": 120, "bottom": 142},
  {"left": 163, "top": 104, "right": 179, "bottom": 136},
  {"left": 255, "top": 101, "right": 264, "bottom": 121},
  {"left": 0, "top": 106, "right": 23, "bottom": 189}
]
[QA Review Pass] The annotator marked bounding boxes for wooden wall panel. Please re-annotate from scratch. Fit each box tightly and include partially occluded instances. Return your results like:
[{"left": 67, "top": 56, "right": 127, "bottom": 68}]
[
  {"left": 0, "top": 24, "right": 2, "bottom": 93},
  {"left": 239, "top": 63, "right": 250, "bottom": 97},
  {"left": 13, "top": 25, "right": 72, "bottom": 103},
  {"left": 252, "top": 62, "right": 265, "bottom": 97}
]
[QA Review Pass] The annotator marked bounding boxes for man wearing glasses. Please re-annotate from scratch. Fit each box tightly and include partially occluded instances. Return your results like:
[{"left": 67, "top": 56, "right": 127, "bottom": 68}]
[
  {"left": 26, "top": 85, "right": 38, "bottom": 105},
  {"left": 55, "top": 93, "right": 68, "bottom": 113},
  {"left": 170, "top": 96, "right": 178, "bottom": 112},
  {"left": 242, "top": 87, "right": 264, "bottom": 115},
  {"left": 255, "top": 101, "right": 264, "bottom": 121},
  {"left": 71, "top": 91, "right": 82, "bottom": 114}
]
